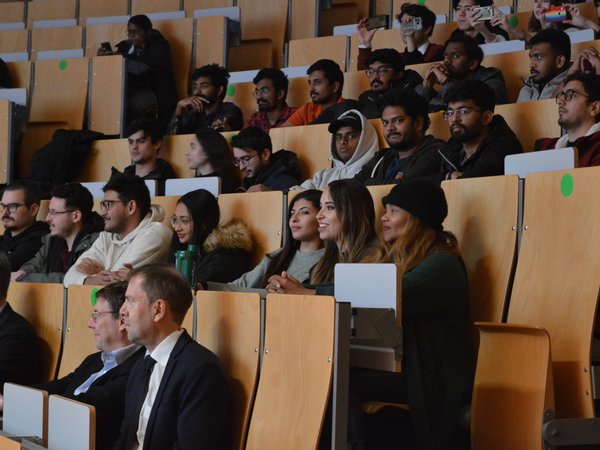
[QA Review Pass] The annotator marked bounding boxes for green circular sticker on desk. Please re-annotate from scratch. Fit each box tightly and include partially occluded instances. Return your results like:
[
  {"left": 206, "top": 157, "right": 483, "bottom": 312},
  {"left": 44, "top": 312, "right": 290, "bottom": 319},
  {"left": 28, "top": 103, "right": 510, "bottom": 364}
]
[
  {"left": 59, "top": 60, "right": 68, "bottom": 71},
  {"left": 226, "top": 85, "right": 236, "bottom": 97},
  {"left": 417, "top": 0, "right": 426, "bottom": 4},
  {"left": 508, "top": 15, "right": 519, "bottom": 27},
  {"left": 90, "top": 287, "right": 99, "bottom": 306},
  {"left": 560, "top": 173, "right": 574, "bottom": 197}
]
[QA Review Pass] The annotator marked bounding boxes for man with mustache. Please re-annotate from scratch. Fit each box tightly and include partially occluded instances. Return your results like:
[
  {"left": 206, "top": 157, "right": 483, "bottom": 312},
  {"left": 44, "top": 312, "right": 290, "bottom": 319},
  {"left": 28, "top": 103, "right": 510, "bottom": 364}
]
[
  {"left": 353, "top": 90, "right": 444, "bottom": 185},
  {"left": 517, "top": 29, "right": 570, "bottom": 102},
  {"left": 283, "top": 59, "right": 358, "bottom": 126},
  {"left": 415, "top": 34, "right": 508, "bottom": 112},
  {"left": 438, "top": 79, "right": 523, "bottom": 181},
  {"left": 536, "top": 72, "right": 600, "bottom": 167},
  {"left": 245, "top": 68, "right": 297, "bottom": 132},
  {"left": 358, "top": 48, "right": 423, "bottom": 119},
  {"left": 169, "top": 64, "right": 243, "bottom": 134}
]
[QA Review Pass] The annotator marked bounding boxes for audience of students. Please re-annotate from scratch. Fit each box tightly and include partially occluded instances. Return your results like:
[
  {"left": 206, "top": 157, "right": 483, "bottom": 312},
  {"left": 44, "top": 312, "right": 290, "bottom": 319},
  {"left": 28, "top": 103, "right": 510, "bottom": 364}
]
[
  {"left": 168, "top": 189, "right": 253, "bottom": 289},
  {"left": 208, "top": 189, "right": 324, "bottom": 291},
  {"left": 291, "top": 110, "right": 379, "bottom": 190},
  {"left": 186, "top": 129, "right": 240, "bottom": 193}
]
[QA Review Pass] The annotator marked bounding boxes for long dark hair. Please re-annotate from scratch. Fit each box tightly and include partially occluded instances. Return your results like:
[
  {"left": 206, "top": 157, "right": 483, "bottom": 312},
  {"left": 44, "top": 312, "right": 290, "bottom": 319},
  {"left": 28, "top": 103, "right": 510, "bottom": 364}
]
[
  {"left": 259, "top": 189, "right": 322, "bottom": 286},
  {"left": 169, "top": 189, "right": 220, "bottom": 259},
  {"left": 311, "top": 180, "right": 377, "bottom": 284},
  {"left": 194, "top": 129, "right": 236, "bottom": 174}
]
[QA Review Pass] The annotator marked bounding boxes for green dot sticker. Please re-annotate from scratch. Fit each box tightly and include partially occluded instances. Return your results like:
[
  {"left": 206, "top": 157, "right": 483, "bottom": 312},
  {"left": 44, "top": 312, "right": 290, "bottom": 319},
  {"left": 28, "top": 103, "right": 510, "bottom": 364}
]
[
  {"left": 90, "top": 287, "right": 99, "bottom": 306},
  {"left": 226, "top": 85, "right": 236, "bottom": 97},
  {"left": 417, "top": 0, "right": 426, "bottom": 4},
  {"left": 508, "top": 15, "right": 519, "bottom": 27},
  {"left": 58, "top": 60, "right": 68, "bottom": 71},
  {"left": 560, "top": 173, "right": 574, "bottom": 197}
]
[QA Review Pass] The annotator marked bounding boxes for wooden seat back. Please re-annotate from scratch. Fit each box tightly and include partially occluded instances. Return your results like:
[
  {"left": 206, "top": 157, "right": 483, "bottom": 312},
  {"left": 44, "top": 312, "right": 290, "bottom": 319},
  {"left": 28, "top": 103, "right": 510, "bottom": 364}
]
[
  {"left": 245, "top": 294, "right": 336, "bottom": 450},
  {"left": 0, "top": 99, "right": 10, "bottom": 185},
  {"left": 85, "top": 22, "right": 125, "bottom": 57},
  {"left": 367, "top": 184, "right": 395, "bottom": 237},
  {"left": 150, "top": 195, "right": 179, "bottom": 230},
  {"left": 0, "top": 2, "right": 24, "bottom": 24},
  {"left": 26, "top": 0, "right": 77, "bottom": 27},
  {"left": 161, "top": 134, "right": 200, "bottom": 179},
  {"left": 218, "top": 190, "right": 283, "bottom": 266},
  {"left": 0, "top": 29, "right": 28, "bottom": 54},
  {"left": 59, "top": 285, "right": 103, "bottom": 378},
  {"left": 269, "top": 123, "right": 332, "bottom": 181},
  {"left": 89, "top": 55, "right": 125, "bottom": 135},
  {"left": 442, "top": 175, "right": 519, "bottom": 325},
  {"left": 471, "top": 323, "right": 554, "bottom": 450},
  {"left": 30, "top": 26, "right": 83, "bottom": 61},
  {"left": 78, "top": 0, "right": 128, "bottom": 23},
  {"left": 196, "top": 291, "right": 261, "bottom": 450},
  {"left": 77, "top": 137, "right": 130, "bottom": 182},
  {"left": 4, "top": 60, "right": 31, "bottom": 92},
  {"left": 131, "top": 0, "right": 181, "bottom": 14},
  {"left": 508, "top": 167, "right": 600, "bottom": 419},
  {"left": 288, "top": 35, "right": 348, "bottom": 70},
  {"left": 194, "top": 16, "right": 228, "bottom": 69},
  {"left": 7, "top": 282, "right": 65, "bottom": 382}
]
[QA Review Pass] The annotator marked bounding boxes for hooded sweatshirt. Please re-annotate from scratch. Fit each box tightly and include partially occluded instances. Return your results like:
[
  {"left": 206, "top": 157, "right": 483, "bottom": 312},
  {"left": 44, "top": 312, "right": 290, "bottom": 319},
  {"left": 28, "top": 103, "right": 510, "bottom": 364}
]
[
  {"left": 517, "top": 69, "right": 568, "bottom": 103},
  {"left": 290, "top": 110, "right": 379, "bottom": 190},
  {"left": 63, "top": 205, "right": 172, "bottom": 286}
]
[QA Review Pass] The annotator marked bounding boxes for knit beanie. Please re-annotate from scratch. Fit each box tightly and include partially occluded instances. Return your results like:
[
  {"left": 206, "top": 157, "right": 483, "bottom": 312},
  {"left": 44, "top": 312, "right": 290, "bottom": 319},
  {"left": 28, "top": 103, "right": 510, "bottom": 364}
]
[{"left": 382, "top": 180, "right": 448, "bottom": 231}]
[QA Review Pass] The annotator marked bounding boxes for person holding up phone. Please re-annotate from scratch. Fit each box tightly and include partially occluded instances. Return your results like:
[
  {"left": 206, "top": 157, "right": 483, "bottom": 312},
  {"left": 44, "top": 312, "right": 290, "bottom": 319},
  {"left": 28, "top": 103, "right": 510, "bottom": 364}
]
[
  {"left": 356, "top": 4, "right": 444, "bottom": 69},
  {"left": 452, "top": 0, "right": 508, "bottom": 44}
]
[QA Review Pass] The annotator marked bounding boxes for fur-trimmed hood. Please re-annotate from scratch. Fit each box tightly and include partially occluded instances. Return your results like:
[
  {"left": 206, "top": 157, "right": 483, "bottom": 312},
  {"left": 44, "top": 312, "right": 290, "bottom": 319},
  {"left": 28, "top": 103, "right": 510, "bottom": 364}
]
[{"left": 203, "top": 219, "right": 254, "bottom": 254}]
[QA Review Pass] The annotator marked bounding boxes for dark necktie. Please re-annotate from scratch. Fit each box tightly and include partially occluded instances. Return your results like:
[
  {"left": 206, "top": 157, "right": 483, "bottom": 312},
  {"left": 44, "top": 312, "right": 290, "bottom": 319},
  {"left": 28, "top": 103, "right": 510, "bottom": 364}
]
[{"left": 125, "top": 355, "right": 156, "bottom": 450}]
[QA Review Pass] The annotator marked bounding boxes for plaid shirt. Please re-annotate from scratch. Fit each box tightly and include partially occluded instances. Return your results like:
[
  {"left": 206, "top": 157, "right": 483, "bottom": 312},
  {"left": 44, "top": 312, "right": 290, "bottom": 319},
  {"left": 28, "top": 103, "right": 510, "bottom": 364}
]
[{"left": 244, "top": 104, "right": 297, "bottom": 132}]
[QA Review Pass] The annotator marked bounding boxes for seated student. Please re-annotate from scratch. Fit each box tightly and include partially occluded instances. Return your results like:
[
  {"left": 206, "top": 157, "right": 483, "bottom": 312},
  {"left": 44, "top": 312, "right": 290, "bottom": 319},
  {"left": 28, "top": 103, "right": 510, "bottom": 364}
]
[
  {"left": 416, "top": 34, "right": 508, "bottom": 112},
  {"left": 517, "top": 29, "right": 570, "bottom": 102},
  {"left": 231, "top": 127, "right": 301, "bottom": 192},
  {"left": 245, "top": 68, "right": 297, "bottom": 132},
  {"left": 169, "top": 189, "right": 253, "bottom": 289},
  {"left": 0, "top": 57, "right": 10, "bottom": 88},
  {"left": 0, "top": 253, "right": 40, "bottom": 393},
  {"left": 96, "top": 15, "right": 177, "bottom": 127},
  {"left": 438, "top": 79, "right": 523, "bottom": 181},
  {"left": 32, "top": 283, "right": 143, "bottom": 450},
  {"left": 115, "top": 264, "right": 231, "bottom": 450},
  {"left": 267, "top": 179, "right": 377, "bottom": 293},
  {"left": 63, "top": 173, "right": 172, "bottom": 287},
  {"left": 13, "top": 183, "right": 103, "bottom": 283},
  {"left": 354, "top": 90, "right": 444, "bottom": 185},
  {"left": 283, "top": 59, "right": 359, "bottom": 126},
  {"left": 0, "top": 181, "right": 49, "bottom": 271},
  {"left": 169, "top": 64, "right": 243, "bottom": 134},
  {"left": 536, "top": 72, "right": 600, "bottom": 167},
  {"left": 358, "top": 49, "right": 423, "bottom": 119},
  {"left": 208, "top": 189, "right": 324, "bottom": 291},
  {"left": 451, "top": 0, "right": 508, "bottom": 44},
  {"left": 349, "top": 180, "right": 474, "bottom": 450},
  {"left": 122, "top": 119, "right": 176, "bottom": 196},
  {"left": 291, "top": 110, "right": 378, "bottom": 190},
  {"left": 186, "top": 129, "right": 240, "bottom": 193},
  {"left": 357, "top": 4, "right": 444, "bottom": 68}
]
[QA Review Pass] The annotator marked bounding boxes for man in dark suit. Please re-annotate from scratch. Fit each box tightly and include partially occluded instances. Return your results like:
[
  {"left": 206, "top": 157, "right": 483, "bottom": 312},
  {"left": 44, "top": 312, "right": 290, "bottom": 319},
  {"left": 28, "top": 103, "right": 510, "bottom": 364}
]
[
  {"left": 0, "top": 253, "right": 41, "bottom": 392},
  {"left": 114, "top": 264, "right": 231, "bottom": 450},
  {"left": 31, "top": 282, "right": 143, "bottom": 450}
]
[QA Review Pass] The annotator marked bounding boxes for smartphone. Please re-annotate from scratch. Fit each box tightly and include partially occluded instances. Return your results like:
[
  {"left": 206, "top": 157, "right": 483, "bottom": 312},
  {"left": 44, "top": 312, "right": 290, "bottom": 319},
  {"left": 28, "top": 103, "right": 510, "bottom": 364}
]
[
  {"left": 544, "top": 6, "right": 568, "bottom": 22},
  {"left": 100, "top": 42, "right": 113, "bottom": 53},
  {"left": 401, "top": 17, "right": 423, "bottom": 33},
  {"left": 366, "top": 15, "right": 389, "bottom": 30},
  {"left": 474, "top": 6, "right": 495, "bottom": 21}
]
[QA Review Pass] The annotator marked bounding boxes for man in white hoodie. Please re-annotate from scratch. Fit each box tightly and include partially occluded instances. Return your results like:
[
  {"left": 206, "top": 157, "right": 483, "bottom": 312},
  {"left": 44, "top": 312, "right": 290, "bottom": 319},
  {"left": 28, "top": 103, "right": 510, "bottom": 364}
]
[
  {"left": 63, "top": 173, "right": 172, "bottom": 286},
  {"left": 290, "top": 110, "right": 379, "bottom": 190}
]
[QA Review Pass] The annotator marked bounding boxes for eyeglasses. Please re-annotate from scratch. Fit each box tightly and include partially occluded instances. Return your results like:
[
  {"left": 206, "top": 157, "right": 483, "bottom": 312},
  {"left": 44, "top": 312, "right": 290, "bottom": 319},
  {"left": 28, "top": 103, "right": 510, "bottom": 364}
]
[
  {"left": 171, "top": 216, "right": 192, "bottom": 227},
  {"left": 234, "top": 153, "right": 258, "bottom": 168},
  {"left": 442, "top": 107, "right": 481, "bottom": 120},
  {"left": 0, "top": 203, "right": 27, "bottom": 214},
  {"left": 100, "top": 200, "right": 126, "bottom": 211},
  {"left": 365, "top": 67, "right": 395, "bottom": 78},
  {"left": 254, "top": 87, "right": 272, "bottom": 97},
  {"left": 555, "top": 89, "right": 589, "bottom": 103},
  {"left": 47, "top": 209, "right": 76, "bottom": 216},
  {"left": 91, "top": 310, "right": 117, "bottom": 322},
  {"left": 335, "top": 132, "right": 359, "bottom": 142}
]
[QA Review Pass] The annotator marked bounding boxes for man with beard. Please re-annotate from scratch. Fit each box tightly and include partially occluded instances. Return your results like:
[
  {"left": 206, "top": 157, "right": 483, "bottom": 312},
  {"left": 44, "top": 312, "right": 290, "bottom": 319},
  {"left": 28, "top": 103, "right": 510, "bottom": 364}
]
[
  {"left": 0, "top": 181, "right": 49, "bottom": 271},
  {"left": 169, "top": 64, "right": 243, "bottom": 134},
  {"left": 121, "top": 119, "right": 175, "bottom": 195},
  {"left": 358, "top": 48, "right": 423, "bottom": 119},
  {"left": 438, "top": 79, "right": 523, "bottom": 181},
  {"left": 415, "top": 34, "right": 508, "bottom": 112},
  {"left": 517, "top": 29, "right": 570, "bottom": 102},
  {"left": 353, "top": 90, "right": 444, "bottom": 185},
  {"left": 245, "top": 68, "right": 297, "bottom": 132},
  {"left": 63, "top": 173, "right": 171, "bottom": 286},
  {"left": 283, "top": 59, "right": 358, "bottom": 126},
  {"left": 536, "top": 73, "right": 600, "bottom": 167}
]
